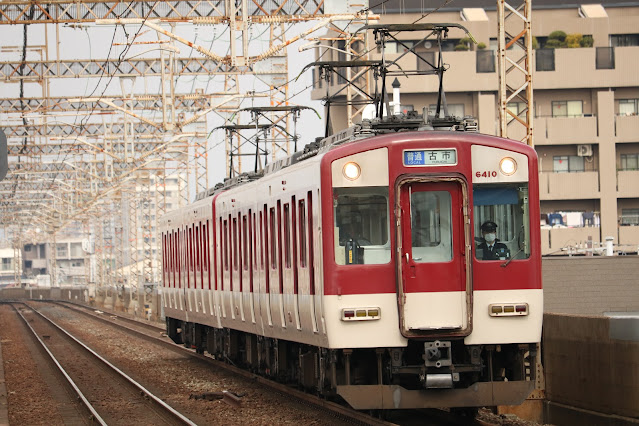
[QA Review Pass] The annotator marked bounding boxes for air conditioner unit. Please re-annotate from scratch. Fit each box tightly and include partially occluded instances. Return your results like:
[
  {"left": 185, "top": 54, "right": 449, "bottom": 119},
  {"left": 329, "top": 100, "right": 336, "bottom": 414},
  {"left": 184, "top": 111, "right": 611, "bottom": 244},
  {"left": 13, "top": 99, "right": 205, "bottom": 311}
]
[{"left": 577, "top": 144, "right": 593, "bottom": 157}]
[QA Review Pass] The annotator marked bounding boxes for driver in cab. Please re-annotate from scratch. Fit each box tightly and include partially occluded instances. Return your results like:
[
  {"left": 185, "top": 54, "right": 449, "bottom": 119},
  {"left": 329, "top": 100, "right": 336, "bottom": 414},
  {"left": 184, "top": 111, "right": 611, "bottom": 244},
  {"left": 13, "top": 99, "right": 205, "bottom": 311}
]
[{"left": 477, "top": 221, "right": 510, "bottom": 260}]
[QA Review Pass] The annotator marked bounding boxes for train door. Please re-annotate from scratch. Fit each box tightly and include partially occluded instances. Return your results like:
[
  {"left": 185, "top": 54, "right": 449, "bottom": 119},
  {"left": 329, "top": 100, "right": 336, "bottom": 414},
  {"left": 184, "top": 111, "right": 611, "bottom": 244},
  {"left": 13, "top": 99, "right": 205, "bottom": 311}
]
[{"left": 397, "top": 180, "right": 471, "bottom": 335}]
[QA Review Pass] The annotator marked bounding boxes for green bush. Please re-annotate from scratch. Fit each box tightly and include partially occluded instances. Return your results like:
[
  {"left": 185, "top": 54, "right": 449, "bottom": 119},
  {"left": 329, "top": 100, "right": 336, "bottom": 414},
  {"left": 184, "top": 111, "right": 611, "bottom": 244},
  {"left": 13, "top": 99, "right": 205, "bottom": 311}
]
[
  {"left": 548, "top": 30, "right": 567, "bottom": 42},
  {"left": 544, "top": 39, "right": 563, "bottom": 48},
  {"left": 477, "top": 42, "right": 486, "bottom": 50},
  {"left": 455, "top": 43, "right": 469, "bottom": 51},
  {"left": 532, "top": 36, "right": 539, "bottom": 49},
  {"left": 565, "top": 33, "right": 583, "bottom": 48},
  {"left": 581, "top": 35, "right": 594, "bottom": 47}
]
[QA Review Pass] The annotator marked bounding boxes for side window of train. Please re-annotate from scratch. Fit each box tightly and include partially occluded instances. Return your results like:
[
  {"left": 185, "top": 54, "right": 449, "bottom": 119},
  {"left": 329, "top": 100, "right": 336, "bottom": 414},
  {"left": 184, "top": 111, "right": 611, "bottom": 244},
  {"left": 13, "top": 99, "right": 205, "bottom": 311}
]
[
  {"left": 233, "top": 216, "right": 239, "bottom": 271},
  {"left": 189, "top": 227, "right": 194, "bottom": 272},
  {"left": 269, "top": 207, "right": 277, "bottom": 269},
  {"left": 299, "top": 199, "right": 307, "bottom": 268},
  {"left": 333, "top": 186, "right": 391, "bottom": 265},
  {"left": 223, "top": 219, "right": 229, "bottom": 271},
  {"left": 473, "top": 183, "right": 531, "bottom": 261},
  {"left": 242, "top": 215, "right": 249, "bottom": 270},
  {"left": 196, "top": 225, "right": 201, "bottom": 272},
  {"left": 284, "top": 203, "right": 291, "bottom": 268},
  {"left": 204, "top": 221, "right": 209, "bottom": 272}
]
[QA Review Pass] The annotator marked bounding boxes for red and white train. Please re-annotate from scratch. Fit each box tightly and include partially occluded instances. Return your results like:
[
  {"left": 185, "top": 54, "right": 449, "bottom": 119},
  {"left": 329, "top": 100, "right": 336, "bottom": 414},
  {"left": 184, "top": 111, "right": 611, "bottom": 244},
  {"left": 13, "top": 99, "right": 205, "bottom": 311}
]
[{"left": 159, "top": 114, "right": 542, "bottom": 411}]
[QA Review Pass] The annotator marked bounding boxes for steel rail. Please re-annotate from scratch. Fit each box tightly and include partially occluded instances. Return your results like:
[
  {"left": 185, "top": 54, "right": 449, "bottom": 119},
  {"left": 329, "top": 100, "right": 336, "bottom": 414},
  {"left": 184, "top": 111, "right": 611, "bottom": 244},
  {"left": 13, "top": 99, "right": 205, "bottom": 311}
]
[
  {"left": 12, "top": 303, "right": 107, "bottom": 425},
  {"left": 47, "top": 301, "right": 501, "bottom": 425},
  {"left": 44, "top": 300, "right": 395, "bottom": 426},
  {"left": 17, "top": 302, "right": 198, "bottom": 426}
]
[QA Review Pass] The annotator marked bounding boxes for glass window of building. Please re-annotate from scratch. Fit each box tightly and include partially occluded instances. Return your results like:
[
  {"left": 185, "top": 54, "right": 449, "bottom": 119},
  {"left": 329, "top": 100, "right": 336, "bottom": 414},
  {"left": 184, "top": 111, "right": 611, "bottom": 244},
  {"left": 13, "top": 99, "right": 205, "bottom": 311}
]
[
  {"left": 621, "top": 154, "right": 639, "bottom": 171},
  {"left": 619, "top": 99, "right": 638, "bottom": 116},
  {"left": 552, "top": 100, "right": 583, "bottom": 117},
  {"left": 610, "top": 34, "right": 639, "bottom": 47},
  {"left": 553, "top": 155, "right": 585, "bottom": 172},
  {"left": 621, "top": 209, "right": 639, "bottom": 226}
]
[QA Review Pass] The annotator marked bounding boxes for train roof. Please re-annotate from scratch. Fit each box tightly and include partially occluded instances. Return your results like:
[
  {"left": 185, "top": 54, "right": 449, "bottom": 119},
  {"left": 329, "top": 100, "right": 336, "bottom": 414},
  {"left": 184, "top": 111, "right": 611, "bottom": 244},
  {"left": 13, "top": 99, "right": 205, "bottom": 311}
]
[{"left": 197, "top": 112, "right": 480, "bottom": 200}]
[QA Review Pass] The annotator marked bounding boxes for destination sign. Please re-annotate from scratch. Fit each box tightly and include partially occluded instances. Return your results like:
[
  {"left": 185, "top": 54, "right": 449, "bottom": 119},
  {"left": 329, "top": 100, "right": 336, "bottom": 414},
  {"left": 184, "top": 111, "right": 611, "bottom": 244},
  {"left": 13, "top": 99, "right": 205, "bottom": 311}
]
[{"left": 403, "top": 149, "right": 457, "bottom": 166}]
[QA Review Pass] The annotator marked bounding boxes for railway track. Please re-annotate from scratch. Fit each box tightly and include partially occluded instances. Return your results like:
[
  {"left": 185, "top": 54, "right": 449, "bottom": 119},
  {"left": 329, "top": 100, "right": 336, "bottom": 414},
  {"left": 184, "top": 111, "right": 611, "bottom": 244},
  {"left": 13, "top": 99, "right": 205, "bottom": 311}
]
[
  {"left": 12, "top": 302, "right": 196, "bottom": 426},
  {"left": 38, "top": 301, "right": 499, "bottom": 426},
  {"left": 37, "top": 300, "right": 394, "bottom": 426}
]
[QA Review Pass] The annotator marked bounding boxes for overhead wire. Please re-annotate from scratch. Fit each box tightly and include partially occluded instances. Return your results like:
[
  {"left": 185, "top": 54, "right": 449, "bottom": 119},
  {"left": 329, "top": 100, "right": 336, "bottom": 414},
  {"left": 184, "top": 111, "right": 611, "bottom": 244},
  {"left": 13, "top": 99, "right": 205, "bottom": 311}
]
[
  {"left": 49, "top": 1, "right": 160, "bottom": 192},
  {"left": 6, "top": 2, "right": 36, "bottom": 206}
]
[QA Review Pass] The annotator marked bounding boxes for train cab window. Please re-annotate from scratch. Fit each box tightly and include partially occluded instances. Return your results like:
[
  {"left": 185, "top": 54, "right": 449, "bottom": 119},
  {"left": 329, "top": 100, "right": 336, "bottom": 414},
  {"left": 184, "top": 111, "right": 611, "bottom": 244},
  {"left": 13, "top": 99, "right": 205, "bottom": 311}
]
[
  {"left": 473, "top": 183, "right": 531, "bottom": 261},
  {"left": 410, "top": 191, "right": 453, "bottom": 263},
  {"left": 333, "top": 186, "right": 390, "bottom": 265}
]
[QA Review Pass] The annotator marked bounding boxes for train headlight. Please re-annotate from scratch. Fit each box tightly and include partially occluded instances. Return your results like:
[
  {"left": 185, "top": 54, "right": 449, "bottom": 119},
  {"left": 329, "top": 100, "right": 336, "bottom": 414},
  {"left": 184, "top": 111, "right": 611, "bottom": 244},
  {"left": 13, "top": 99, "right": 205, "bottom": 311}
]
[
  {"left": 499, "top": 157, "right": 517, "bottom": 176},
  {"left": 343, "top": 162, "right": 361, "bottom": 180}
]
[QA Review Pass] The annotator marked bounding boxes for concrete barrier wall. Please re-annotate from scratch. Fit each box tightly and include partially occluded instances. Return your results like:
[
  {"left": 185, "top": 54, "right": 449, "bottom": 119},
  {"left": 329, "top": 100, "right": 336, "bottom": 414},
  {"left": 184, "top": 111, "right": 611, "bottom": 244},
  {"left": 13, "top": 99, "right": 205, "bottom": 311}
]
[
  {"left": 543, "top": 313, "right": 639, "bottom": 419},
  {"left": 0, "top": 286, "right": 162, "bottom": 323},
  {"left": 542, "top": 257, "right": 639, "bottom": 315}
]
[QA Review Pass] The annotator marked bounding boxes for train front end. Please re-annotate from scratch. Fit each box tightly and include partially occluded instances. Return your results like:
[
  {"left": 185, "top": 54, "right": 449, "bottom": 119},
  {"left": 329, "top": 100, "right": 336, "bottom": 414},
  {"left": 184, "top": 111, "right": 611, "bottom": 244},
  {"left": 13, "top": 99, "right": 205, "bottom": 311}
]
[{"left": 320, "top": 128, "right": 542, "bottom": 409}]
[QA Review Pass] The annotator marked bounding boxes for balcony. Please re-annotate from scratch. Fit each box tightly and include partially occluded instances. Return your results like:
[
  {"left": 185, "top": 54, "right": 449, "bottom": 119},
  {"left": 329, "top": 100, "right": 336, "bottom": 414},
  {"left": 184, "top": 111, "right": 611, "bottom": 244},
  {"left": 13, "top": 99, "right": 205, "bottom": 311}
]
[
  {"left": 311, "top": 46, "right": 639, "bottom": 112},
  {"left": 540, "top": 171, "right": 599, "bottom": 200},
  {"left": 541, "top": 226, "right": 601, "bottom": 256},
  {"left": 616, "top": 115, "right": 639, "bottom": 142},
  {"left": 59, "top": 266, "right": 85, "bottom": 277},
  {"left": 534, "top": 116, "right": 597, "bottom": 145},
  {"left": 617, "top": 170, "right": 639, "bottom": 197},
  {"left": 533, "top": 46, "right": 639, "bottom": 90},
  {"left": 29, "top": 259, "right": 47, "bottom": 269},
  {"left": 619, "top": 226, "right": 639, "bottom": 246}
]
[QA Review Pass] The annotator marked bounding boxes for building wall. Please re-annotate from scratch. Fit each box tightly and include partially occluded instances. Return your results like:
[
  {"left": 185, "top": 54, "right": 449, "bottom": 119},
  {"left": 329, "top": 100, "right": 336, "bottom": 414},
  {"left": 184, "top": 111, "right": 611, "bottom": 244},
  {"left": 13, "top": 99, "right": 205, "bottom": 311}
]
[{"left": 542, "top": 257, "right": 639, "bottom": 315}]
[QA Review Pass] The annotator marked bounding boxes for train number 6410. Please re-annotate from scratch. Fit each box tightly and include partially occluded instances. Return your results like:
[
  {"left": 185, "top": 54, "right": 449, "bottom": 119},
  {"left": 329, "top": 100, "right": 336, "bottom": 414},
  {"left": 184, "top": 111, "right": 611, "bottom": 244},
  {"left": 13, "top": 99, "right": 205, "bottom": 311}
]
[{"left": 476, "top": 170, "right": 498, "bottom": 178}]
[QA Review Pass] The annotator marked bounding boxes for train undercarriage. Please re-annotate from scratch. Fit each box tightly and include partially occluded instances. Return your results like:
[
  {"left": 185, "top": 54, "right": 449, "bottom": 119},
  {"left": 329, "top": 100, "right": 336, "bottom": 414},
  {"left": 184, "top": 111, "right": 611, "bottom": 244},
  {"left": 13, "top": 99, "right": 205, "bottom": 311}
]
[{"left": 167, "top": 318, "right": 537, "bottom": 410}]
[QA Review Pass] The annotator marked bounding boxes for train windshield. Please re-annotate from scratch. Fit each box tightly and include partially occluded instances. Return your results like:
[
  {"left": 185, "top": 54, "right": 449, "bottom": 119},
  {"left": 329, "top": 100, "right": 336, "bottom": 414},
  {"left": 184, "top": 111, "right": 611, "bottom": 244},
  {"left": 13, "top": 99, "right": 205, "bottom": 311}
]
[
  {"left": 473, "top": 183, "right": 531, "bottom": 261},
  {"left": 333, "top": 186, "right": 390, "bottom": 265}
]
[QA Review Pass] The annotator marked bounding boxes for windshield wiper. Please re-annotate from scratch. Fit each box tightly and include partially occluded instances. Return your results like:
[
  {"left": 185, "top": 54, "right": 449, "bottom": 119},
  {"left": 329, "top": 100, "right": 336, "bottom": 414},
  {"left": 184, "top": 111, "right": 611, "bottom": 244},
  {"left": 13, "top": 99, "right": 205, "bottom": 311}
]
[{"left": 500, "top": 247, "right": 524, "bottom": 268}]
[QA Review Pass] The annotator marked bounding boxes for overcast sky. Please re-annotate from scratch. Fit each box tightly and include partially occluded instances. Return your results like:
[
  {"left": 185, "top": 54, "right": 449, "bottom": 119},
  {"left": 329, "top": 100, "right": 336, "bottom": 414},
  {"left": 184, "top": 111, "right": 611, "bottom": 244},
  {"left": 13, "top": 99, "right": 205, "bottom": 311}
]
[{"left": 1, "top": 21, "right": 326, "bottom": 188}]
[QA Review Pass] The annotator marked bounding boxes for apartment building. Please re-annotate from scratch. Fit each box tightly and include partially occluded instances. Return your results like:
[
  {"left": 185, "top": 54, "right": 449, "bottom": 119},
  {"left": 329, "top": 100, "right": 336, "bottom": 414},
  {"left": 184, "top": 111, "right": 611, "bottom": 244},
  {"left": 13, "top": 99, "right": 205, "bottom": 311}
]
[
  {"left": 0, "top": 247, "right": 21, "bottom": 286},
  {"left": 311, "top": 0, "right": 639, "bottom": 255}
]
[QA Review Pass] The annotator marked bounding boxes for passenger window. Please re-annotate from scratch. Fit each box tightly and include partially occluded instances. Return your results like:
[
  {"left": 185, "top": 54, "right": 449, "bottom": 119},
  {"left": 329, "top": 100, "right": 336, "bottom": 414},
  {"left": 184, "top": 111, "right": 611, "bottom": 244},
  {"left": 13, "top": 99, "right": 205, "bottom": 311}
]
[
  {"left": 233, "top": 217, "right": 238, "bottom": 271},
  {"left": 242, "top": 215, "right": 249, "bottom": 270},
  {"left": 299, "top": 199, "right": 307, "bottom": 268},
  {"left": 270, "top": 207, "right": 277, "bottom": 269},
  {"left": 223, "top": 219, "right": 228, "bottom": 271},
  {"left": 284, "top": 203, "right": 291, "bottom": 268}
]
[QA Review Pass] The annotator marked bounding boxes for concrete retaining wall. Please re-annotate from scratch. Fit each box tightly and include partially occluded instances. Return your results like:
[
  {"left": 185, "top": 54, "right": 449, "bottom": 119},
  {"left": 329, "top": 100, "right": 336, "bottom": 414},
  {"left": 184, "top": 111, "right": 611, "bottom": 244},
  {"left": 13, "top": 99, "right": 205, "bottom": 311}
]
[
  {"left": 543, "top": 313, "right": 639, "bottom": 421},
  {"left": 542, "top": 257, "right": 639, "bottom": 315},
  {"left": 0, "top": 286, "right": 162, "bottom": 323}
]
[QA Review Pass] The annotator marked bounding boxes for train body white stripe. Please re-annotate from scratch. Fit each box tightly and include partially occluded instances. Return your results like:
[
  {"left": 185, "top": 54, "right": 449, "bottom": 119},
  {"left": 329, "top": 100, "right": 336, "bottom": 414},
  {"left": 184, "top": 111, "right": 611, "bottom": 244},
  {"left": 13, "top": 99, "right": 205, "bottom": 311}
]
[{"left": 163, "top": 287, "right": 542, "bottom": 349}]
